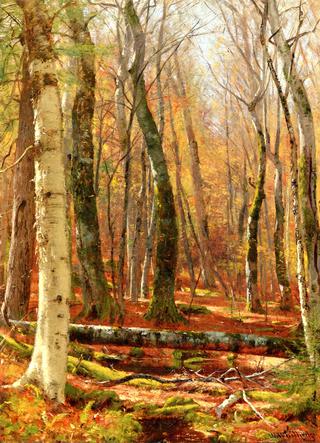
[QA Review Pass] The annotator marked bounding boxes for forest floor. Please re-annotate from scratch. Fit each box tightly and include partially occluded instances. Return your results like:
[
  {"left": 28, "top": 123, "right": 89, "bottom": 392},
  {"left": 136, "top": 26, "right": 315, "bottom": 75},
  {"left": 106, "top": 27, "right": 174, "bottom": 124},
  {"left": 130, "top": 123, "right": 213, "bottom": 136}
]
[{"left": 0, "top": 284, "right": 317, "bottom": 442}]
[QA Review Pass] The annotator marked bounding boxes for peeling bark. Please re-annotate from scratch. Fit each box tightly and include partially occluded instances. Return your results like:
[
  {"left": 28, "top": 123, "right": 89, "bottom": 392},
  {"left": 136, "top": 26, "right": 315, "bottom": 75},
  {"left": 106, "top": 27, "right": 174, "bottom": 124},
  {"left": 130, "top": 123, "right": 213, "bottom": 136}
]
[{"left": 14, "top": 0, "right": 72, "bottom": 403}]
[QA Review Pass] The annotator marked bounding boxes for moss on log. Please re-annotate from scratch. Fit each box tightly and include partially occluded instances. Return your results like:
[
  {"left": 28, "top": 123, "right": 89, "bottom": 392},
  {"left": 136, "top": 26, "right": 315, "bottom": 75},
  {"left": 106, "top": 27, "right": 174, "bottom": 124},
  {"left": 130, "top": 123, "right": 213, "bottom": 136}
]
[
  {"left": 0, "top": 333, "right": 163, "bottom": 388},
  {"left": 69, "top": 342, "right": 122, "bottom": 363},
  {"left": 10, "top": 321, "right": 299, "bottom": 356}
]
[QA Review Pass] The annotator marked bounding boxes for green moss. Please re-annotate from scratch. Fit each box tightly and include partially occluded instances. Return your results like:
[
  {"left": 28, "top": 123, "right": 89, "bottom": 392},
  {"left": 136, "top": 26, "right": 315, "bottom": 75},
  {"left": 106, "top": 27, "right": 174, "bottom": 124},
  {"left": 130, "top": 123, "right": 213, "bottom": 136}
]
[
  {"left": 164, "top": 396, "right": 196, "bottom": 408},
  {"left": 184, "top": 411, "right": 217, "bottom": 430},
  {"left": 177, "top": 303, "right": 211, "bottom": 315},
  {"left": 154, "top": 403, "right": 199, "bottom": 416},
  {"left": 129, "top": 347, "right": 145, "bottom": 358},
  {"left": 249, "top": 390, "right": 286, "bottom": 402},
  {"left": 0, "top": 334, "right": 33, "bottom": 358},
  {"left": 68, "top": 356, "right": 127, "bottom": 381},
  {"left": 69, "top": 342, "right": 121, "bottom": 363},
  {"left": 184, "top": 357, "right": 206, "bottom": 370},
  {"left": 226, "top": 353, "right": 236, "bottom": 368},
  {"left": 65, "top": 383, "right": 121, "bottom": 410},
  {"left": 254, "top": 430, "right": 276, "bottom": 441}
]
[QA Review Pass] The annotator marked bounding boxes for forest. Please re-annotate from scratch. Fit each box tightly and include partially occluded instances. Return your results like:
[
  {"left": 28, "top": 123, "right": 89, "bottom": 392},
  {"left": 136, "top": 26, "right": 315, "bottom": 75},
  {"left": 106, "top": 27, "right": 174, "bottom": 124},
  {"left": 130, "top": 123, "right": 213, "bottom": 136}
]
[{"left": 0, "top": 0, "right": 320, "bottom": 441}]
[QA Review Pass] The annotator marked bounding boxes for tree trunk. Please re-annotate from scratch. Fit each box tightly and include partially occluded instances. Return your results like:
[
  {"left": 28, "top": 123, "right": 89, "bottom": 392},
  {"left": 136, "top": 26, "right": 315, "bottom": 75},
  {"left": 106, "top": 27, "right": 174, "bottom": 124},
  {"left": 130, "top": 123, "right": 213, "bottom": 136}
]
[
  {"left": 173, "top": 54, "right": 216, "bottom": 288},
  {"left": 246, "top": 112, "right": 266, "bottom": 313},
  {"left": 139, "top": 2, "right": 166, "bottom": 300},
  {"left": 225, "top": 89, "right": 234, "bottom": 233},
  {"left": 268, "top": 0, "right": 320, "bottom": 325},
  {"left": 129, "top": 145, "right": 146, "bottom": 302},
  {"left": 124, "top": 0, "right": 181, "bottom": 323},
  {"left": 1, "top": 46, "right": 35, "bottom": 321},
  {"left": 116, "top": 21, "right": 132, "bottom": 307},
  {"left": 0, "top": 173, "right": 10, "bottom": 301},
  {"left": 272, "top": 99, "right": 291, "bottom": 310},
  {"left": 13, "top": 0, "right": 72, "bottom": 403},
  {"left": 140, "top": 189, "right": 156, "bottom": 299},
  {"left": 261, "top": 4, "right": 310, "bottom": 364},
  {"left": 68, "top": 3, "right": 117, "bottom": 321},
  {"left": 168, "top": 95, "right": 196, "bottom": 298},
  {"left": 238, "top": 158, "right": 248, "bottom": 242},
  {"left": 11, "top": 320, "right": 298, "bottom": 357}
]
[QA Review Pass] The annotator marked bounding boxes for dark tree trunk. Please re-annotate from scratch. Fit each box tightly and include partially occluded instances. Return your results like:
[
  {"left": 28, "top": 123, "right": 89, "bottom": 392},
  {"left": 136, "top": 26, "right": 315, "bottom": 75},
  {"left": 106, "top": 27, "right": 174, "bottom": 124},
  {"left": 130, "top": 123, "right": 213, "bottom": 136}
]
[
  {"left": 246, "top": 113, "right": 266, "bottom": 313},
  {"left": 124, "top": 0, "right": 181, "bottom": 323},
  {"left": 68, "top": 4, "right": 117, "bottom": 321},
  {"left": 1, "top": 46, "right": 35, "bottom": 321}
]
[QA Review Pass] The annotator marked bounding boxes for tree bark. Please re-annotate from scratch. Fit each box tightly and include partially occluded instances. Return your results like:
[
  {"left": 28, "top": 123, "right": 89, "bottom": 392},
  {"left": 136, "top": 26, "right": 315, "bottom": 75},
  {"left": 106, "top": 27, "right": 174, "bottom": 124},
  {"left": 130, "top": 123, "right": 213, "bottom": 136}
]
[
  {"left": 0, "top": 173, "right": 10, "bottom": 302},
  {"left": 272, "top": 99, "right": 291, "bottom": 310},
  {"left": 140, "top": 188, "right": 156, "bottom": 299},
  {"left": 268, "top": 0, "right": 320, "bottom": 322},
  {"left": 124, "top": 0, "right": 181, "bottom": 323},
  {"left": 115, "top": 20, "right": 132, "bottom": 307},
  {"left": 1, "top": 46, "right": 35, "bottom": 321},
  {"left": 246, "top": 111, "right": 266, "bottom": 313},
  {"left": 168, "top": 95, "right": 196, "bottom": 298},
  {"left": 129, "top": 145, "right": 146, "bottom": 302},
  {"left": 260, "top": 4, "right": 310, "bottom": 362},
  {"left": 238, "top": 158, "right": 248, "bottom": 242},
  {"left": 12, "top": 320, "right": 298, "bottom": 357},
  {"left": 68, "top": 3, "right": 117, "bottom": 321},
  {"left": 13, "top": 0, "right": 72, "bottom": 403}
]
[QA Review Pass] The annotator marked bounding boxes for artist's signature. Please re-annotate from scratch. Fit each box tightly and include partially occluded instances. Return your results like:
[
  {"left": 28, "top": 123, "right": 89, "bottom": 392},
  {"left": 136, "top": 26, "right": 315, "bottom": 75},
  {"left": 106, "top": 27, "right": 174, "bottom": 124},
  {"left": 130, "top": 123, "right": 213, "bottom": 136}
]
[{"left": 265, "top": 430, "right": 315, "bottom": 441}]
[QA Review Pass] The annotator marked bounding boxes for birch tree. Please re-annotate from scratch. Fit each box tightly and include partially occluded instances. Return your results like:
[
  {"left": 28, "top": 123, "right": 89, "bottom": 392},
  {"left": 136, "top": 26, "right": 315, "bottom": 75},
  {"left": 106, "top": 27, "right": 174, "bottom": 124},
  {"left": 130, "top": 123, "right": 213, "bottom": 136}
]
[
  {"left": 12, "top": 0, "right": 71, "bottom": 403},
  {"left": 268, "top": 0, "right": 320, "bottom": 313}
]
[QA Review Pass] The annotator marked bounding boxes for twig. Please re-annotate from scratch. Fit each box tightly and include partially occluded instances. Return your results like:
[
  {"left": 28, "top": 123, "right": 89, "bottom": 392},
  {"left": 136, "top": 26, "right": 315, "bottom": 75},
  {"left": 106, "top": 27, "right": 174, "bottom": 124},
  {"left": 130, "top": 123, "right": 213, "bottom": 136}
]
[
  {"left": 215, "top": 392, "right": 242, "bottom": 418},
  {"left": 242, "top": 390, "right": 273, "bottom": 427},
  {"left": 0, "top": 144, "right": 34, "bottom": 174}
]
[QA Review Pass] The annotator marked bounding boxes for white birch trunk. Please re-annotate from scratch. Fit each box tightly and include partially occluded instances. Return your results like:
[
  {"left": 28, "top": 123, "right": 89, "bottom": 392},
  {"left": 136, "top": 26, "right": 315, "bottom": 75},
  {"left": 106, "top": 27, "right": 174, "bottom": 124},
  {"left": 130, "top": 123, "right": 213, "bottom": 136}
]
[{"left": 14, "top": 0, "right": 71, "bottom": 403}]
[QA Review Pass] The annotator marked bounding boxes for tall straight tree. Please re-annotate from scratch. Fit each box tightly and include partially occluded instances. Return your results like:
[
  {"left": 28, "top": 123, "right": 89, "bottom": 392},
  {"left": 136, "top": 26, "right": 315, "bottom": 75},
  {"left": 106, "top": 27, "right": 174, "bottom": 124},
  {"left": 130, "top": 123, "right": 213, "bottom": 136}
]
[
  {"left": 124, "top": 0, "right": 181, "bottom": 323},
  {"left": 1, "top": 45, "right": 35, "bottom": 321},
  {"left": 115, "top": 19, "right": 132, "bottom": 306},
  {"left": 173, "top": 54, "right": 216, "bottom": 289},
  {"left": 269, "top": 98, "right": 291, "bottom": 310},
  {"left": 268, "top": 0, "right": 320, "bottom": 321},
  {"left": 259, "top": 0, "right": 320, "bottom": 413},
  {"left": 13, "top": 0, "right": 71, "bottom": 403},
  {"left": 68, "top": 1, "right": 117, "bottom": 320}
]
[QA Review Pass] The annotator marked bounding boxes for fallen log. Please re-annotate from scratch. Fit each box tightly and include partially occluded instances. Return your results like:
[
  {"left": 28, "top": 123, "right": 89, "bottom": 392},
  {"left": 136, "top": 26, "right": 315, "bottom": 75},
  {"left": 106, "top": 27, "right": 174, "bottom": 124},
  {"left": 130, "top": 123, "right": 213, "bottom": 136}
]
[{"left": 10, "top": 320, "right": 300, "bottom": 356}]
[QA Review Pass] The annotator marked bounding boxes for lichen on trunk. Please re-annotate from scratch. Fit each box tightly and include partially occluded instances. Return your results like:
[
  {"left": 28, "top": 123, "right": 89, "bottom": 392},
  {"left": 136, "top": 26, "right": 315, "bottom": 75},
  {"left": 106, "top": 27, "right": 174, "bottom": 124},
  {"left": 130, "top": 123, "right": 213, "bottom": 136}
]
[
  {"left": 246, "top": 116, "right": 266, "bottom": 314},
  {"left": 124, "top": 0, "right": 182, "bottom": 324},
  {"left": 68, "top": 2, "right": 118, "bottom": 321}
]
